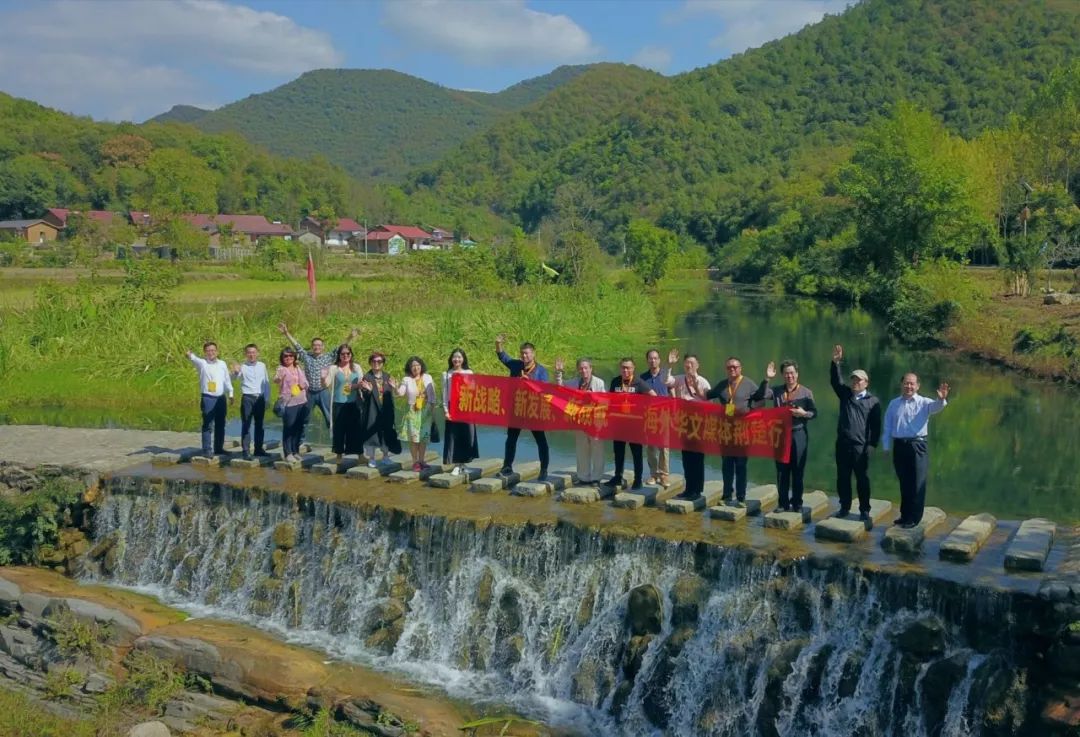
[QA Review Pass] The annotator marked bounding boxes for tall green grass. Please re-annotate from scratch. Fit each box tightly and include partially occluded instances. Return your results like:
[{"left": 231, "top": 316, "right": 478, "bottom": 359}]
[{"left": 0, "top": 266, "right": 710, "bottom": 430}]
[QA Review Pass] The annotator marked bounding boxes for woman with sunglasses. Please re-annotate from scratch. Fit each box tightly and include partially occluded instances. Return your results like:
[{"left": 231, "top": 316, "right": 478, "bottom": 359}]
[
  {"left": 324, "top": 344, "right": 363, "bottom": 462},
  {"left": 274, "top": 347, "right": 309, "bottom": 462},
  {"left": 358, "top": 352, "right": 400, "bottom": 466},
  {"left": 442, "top": 348, "right": 479, "bottom": 475}
]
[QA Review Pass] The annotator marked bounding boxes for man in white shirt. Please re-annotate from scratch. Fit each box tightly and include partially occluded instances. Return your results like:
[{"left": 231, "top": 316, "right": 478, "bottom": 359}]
[
  {"left": 882, "top": 373, "right": 950, "bottom": 528},
  {"left": 186, "top": 341, "right": 234, "bottom": 457},
  {"left": 231, "top": 343, "right": 270, "bottom": 460}
]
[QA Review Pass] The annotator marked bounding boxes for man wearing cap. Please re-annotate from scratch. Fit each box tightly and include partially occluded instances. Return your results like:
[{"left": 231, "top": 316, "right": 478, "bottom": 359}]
[
  {"left": 830, "top": 344, "right": 881, "bottom": 522},
  {"left": 882, "top": 373, "right": 950, "bottom": 528}
]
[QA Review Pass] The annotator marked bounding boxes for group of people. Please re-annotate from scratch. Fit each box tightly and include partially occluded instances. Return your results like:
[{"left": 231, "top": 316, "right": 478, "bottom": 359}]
[{"left": 185, "top": 331, "right": 950, "bottom": 529}]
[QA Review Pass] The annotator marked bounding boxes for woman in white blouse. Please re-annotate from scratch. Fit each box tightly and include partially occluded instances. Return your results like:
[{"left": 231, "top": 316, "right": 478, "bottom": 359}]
[
  {"left": 442, "top": 348, "right": 479, "bottom": 475},
  {"left": 397, "top": 356, "right": 437, "bottom": 471},
  {"left": 665, "top": 349, "right": 712, "bottom": 501}
]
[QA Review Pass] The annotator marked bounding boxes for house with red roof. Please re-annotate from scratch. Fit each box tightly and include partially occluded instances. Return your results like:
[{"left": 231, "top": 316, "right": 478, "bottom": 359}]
[
  {"left": 365, "top": 224, "right": 432, "bottom": 250},
  {"left": 128, "top": 212, "right": 293, "bottom": 244},
  {"left": 298, "top": 215, "right": 364, "bottom": 247},
  {"left": 43, "top": 208, "right": 118, "bottom": 230}
]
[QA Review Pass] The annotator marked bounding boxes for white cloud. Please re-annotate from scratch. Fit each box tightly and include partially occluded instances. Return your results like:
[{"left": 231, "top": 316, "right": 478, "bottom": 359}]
[
  {"left": 0, "top": 0, "right": 343, "bottom": 121},
  {"left": 670, "top": 0, "right": 853, "bottom": 55},
  {"left": 382, "top": 0, "right": 599, "bottom": 66},
  {"left": 630, "top": 45, "right": 672, "bottom": 73}
]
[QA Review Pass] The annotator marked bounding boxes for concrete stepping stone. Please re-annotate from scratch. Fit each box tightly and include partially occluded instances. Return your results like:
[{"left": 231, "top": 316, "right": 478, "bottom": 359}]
[
  {"left": 814, "top": 499, "right": 892, "bottom": 542},
  {"left": 345, "top": 459, "right": 403, "bottom": 480},
  {"left": 310, "top": 455, "right": 360, "bottom": 475},
  {"left": 152, "top": 447, "right": 202, "bottom": 465},
  {"left": 940, "top": 513, "right": 997, "bottom": 562},
  {"left": 387, "top": 463, "right": 454, "bottom": 485},
  {"left": 664, "top": 480, "right": 725, "bottom": 515},
  {"left": 274, "top": 453, "right": 322, "bottom": 472},
  {"left": 428, "top": 458, "right": 502, "bottom": 488},
  {"left": 228, "top": 456, "right": 276, "bottom": 469},
  {"left": 190, "top": 455, "right": 220, "bottom": 467},
  {"left": 881, "top": 507, "right": 947, "bottom": 554},
  {"left": 558, "top": 483, "right": 616, "bottom": 504},
  {"left": 709, "top": 484, "right": 780, "bottom": 521},
  {"left": 612, "top": 474, "right": 686, "bottom": 509},
  {"left": 763, "top": 490, "right": 831, "bottom": 530},
  {"left": 469, "top": 462, "right": 541, "bottom": 493},
  {"left": 1004, "top": 518, "right": 1057, "bottom": 572},
  {"left": 512, "top": 475, "right": 567, "bottom": 497}
]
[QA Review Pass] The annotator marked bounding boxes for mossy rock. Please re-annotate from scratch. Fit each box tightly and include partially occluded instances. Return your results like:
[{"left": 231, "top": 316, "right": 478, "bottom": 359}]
[
  {"left": 626, "top": 584, "right": 663, "bottom": 636},
  {"left": 287, "top": 582, "right": 302, "bottom": 628},
  {"left": 475, "top": 566, "right": 495, "bottom": 609},
  {"left": 271, "top": 549, "right": 288, "bottom": 579},
  {"left": 170, "top": 494, "right": 195, "bottom": 515},
  {"left": 254, "top": 577, "right": 283, "bottom": 602},
  {"left": 87, "top": 532, "right": 117, "bottom": 560},
  {"left": 896, "top": 615, "right": 946, "bottom": 659},
  {"left": 670, "top": 575, "right": 706, "bottom": 628},
  {"left": 102, "top": 545, "right": 121, "bottom": 576},
  {"left": 272, "top": 522, "right": 297, "bottom": 550}
]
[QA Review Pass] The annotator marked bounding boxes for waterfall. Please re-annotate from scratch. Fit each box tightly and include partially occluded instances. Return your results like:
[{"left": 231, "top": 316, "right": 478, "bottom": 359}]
[{"left": 88, "top": 479, "right": 1032, "bottom": 736}]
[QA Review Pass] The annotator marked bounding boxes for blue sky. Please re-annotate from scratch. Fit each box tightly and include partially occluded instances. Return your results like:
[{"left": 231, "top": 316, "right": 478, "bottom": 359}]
[{"left": 0, "top": 0, "right": 851, "bottom": 122}]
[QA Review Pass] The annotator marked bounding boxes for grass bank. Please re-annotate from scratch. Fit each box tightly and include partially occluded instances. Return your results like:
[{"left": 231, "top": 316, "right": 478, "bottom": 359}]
[
  {"left": 945, "top": 267, "right": 1080, "bottom": 382},
  {"left": 0, "top": 260, "right": 709, "bottom": 430}
]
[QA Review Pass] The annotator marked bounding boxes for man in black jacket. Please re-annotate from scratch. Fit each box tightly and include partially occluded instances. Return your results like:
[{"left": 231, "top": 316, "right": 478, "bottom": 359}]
[{"left": 830, "top": 344, "right": 882, "bottom": 522}]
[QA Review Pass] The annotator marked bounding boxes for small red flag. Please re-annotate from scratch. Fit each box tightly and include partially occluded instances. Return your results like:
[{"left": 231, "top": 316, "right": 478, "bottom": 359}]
[{"left": 306, "top": 251, "right": 316, "bottom": 301}]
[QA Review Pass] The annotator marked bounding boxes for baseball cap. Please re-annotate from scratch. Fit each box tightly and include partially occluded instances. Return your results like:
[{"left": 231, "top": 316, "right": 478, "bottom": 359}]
[{"left": 850, "top": 369, "right": 869, "bottom": 382}]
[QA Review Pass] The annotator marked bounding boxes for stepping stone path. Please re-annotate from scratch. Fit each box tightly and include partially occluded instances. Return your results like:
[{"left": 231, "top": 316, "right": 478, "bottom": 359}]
[
  {"left": 513, "top": 475, "right": 567, "bottom": 497},
  {"left": 469, "top": 462, "right": 541, "bottom": 494},
  {"left": 940, "top": 513, "right": 997, "bottom": 562},
  {"left": 763, "top": 490, "right": 830, "bottom": 530},
  {"left": 708, "top": 484, "right": 779, "bottom": 522},
  {"left": 814, "top": 498, "right": 893, "bottom": 543},
  {"left": 613, "top": 475, "right": 686, "bottom": 510},
  {"left": 388, "top": 463, "right": 454, "bottom": 485},
  {"left": 345, "top": 459, "right": 403, "bottom": 480},
  {"left": 881, "top": 507, "right": 946, "bottom": 554},
  {"left": 559, "top": 481, "right": 616, "bottom": 504},
  {"left": 664, "top": 480, "right": 725, "bottom": 514},
  {"left": 152, "top": 447, "right": 202, "bottom": 465},
  {"left": 190, "top": 455, "right": 220, "bottom": 467},
  {"left": 1004, "top": 518, "right": 1057, "bottom": 572}
]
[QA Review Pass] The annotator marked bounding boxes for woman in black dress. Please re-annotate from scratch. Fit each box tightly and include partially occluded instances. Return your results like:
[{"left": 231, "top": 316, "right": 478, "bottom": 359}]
[
  {"left": 441, "top": 347, "right": 479, "bottom": 475},
  {"left": 358, "top": 351, "right": 401, "bottom": 466}
]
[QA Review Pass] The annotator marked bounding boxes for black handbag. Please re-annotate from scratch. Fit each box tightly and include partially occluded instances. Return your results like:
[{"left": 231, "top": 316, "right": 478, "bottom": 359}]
[
  {"left": 272, "top": 397, "right": 286, "bottom": 418},
  {"left": 429, "top": 420, "right": 441, "bottom": 443}
]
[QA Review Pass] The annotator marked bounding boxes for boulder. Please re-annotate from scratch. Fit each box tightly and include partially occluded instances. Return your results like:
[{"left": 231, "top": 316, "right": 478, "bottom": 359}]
[
  {"left": 272, "top": 521, "right": 297, "bottom": 550},
  {"left": 126, "top": 722, "right": 171, "bottom": 737},
  {"left": 0, "top": 576, "right": 21, "bottom": 608},
  {"left": 896, "top": 615, "right": 946, "bottom": 659},
  {"left": 626, "top": 584, "right": 663, "bottom": 636}
]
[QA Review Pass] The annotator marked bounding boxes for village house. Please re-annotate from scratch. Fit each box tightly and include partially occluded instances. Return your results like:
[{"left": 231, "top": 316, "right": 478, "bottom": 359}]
[
  {"left": 364, "top": 224, "right": 433, "bottom": 250},
  {"left": 42, "top": 208, "right": 117, "bottom": 230},
  {"left": 128, "top": 212, "right": 294, "bottom": 245},
  {"left": 0, "top": 219, "right": 59, "bottom": 243},
  {"left": 298, "top": 216, "right": 365, "bottom": 247}
]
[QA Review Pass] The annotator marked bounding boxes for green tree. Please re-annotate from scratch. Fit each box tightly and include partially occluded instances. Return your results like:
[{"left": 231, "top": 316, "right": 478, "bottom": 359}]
[
  {"left": 147, "top": 217, "right": 209, "bottom": 259},
  {"left": 624, "top": 219, "right": 678, "bottom": 286},
  {"left": 142, "top": 148, "right": 217, "bottom": 214},
  {"left": 839, "top": 104, "right": 985, "bottom": 277},
  {"left": 0, "top": 154, "right": 79, "bottom": 219}
]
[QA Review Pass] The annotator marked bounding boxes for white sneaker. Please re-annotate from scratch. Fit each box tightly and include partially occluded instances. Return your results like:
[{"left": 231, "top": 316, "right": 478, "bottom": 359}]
[
  {"left": 450, "top": 465, "right": 461, "bottom": 476},
  {"left": 367, "top": 460, "right": 377, "bottom": 468}
]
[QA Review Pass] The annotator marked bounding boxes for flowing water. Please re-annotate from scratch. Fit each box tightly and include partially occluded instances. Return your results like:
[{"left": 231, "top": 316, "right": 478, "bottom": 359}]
[{"left": 91, "top": 478, "right": 1040, "bottom": 736}]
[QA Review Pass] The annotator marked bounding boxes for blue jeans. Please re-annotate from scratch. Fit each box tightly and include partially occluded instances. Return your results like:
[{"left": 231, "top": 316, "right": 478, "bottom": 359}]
[
  {"left": 303, "top": 388, "right": 332, "bottom": 442},
  {"left": 200, "top": 394, "right": 227, "bottom": 456}
]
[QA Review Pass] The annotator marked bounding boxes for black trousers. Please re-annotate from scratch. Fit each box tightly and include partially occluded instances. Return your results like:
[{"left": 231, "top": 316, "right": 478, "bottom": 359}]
[
  {"left": 681, "top": 450, "right": 705, "bottom": 498},
  {"left": 836, "top": 441, "right": 871, "bottom": 514},
  {"left": 200, "top": 394, "right": 227, "bottom": 455},
  {"left": 281, "top": 403, "right": 308, "bottom": 456},
  {"left": 722, "top": 456, "right": 748, "bottom": 500},
  {"left": 240, "top": 394, "right": 266, "bottom": 454},
  {"left": 776, "top": 428, "right": 808, "bottom": 509},
  {"left": 504, "top": 427, "right": 549, "bottom": 472},
  {"left": 612, "top": 441, "right": 643, "bottom": 484},
  {"left": 331, "top": 401, "right": 362, "bottom": 455},
  {"left": 893, "top": 438, "right": 929, "bottom": 524}
]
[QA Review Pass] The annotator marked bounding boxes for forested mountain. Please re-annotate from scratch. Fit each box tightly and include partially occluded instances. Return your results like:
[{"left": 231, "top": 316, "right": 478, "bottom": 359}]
[
  {"left": 0, "top": 91, "right": 366, "bottom": 225},
  {"left": 410, "top": 0, "right": 1080, "bottom": 249},
  {"left": 150, "top": 104, "right": 211, "bottom": 124},
  {"left": 171, "top": 66, "right": 597, "bottom": 180}
]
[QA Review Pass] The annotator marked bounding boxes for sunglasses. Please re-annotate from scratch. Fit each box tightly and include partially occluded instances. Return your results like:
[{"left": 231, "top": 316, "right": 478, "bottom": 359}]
[{"left": 726, "top": 365, "right": 740, "bottom": 370}]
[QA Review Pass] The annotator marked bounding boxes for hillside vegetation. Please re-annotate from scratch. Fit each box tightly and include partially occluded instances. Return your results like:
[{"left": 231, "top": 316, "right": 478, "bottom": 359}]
[{"left": 170, "top": 66, "right": 597, "bottom": 180}]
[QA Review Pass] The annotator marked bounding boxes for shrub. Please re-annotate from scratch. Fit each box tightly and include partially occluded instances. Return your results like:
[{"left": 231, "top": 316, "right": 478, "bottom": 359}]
[{"left": 0, "top": 477, "right": 83, "bottom": 565}]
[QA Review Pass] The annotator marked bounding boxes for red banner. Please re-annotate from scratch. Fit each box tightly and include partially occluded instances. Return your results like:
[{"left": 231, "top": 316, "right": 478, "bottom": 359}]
[{"left": 448, "top": 374, "right": 791, "bottom": 462}]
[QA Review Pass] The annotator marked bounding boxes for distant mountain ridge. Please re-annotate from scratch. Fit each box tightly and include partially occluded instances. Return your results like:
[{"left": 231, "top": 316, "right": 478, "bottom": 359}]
[
  {"left": 149, "top": 65, "right": 599, "bottom": 180},
  {"left": 410, "top": 0, "right": 1080, "bottom": 248}
]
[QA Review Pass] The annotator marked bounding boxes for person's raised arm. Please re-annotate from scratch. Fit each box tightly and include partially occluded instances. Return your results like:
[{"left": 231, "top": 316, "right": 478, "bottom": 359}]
[
  {"left": 750, "top": 362, "right": 776, "bottom": 405},
  {"left": 553, "top": 357, "right": 565, "bottom": 386},
  {"left": 930, "top": 382, "right": 950, "bottom": 413},
  {"left": 278, "top": 322, "right": 303, "bottom": 354},
  {"left": 830, "top": 344, "right": 846, "bottom": 398},
  {"left": 186, "top": 350, "right": 205, "bottom": 368},
  {"left": 495, "top": 333, "right": 513, "bottom": 367}
]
